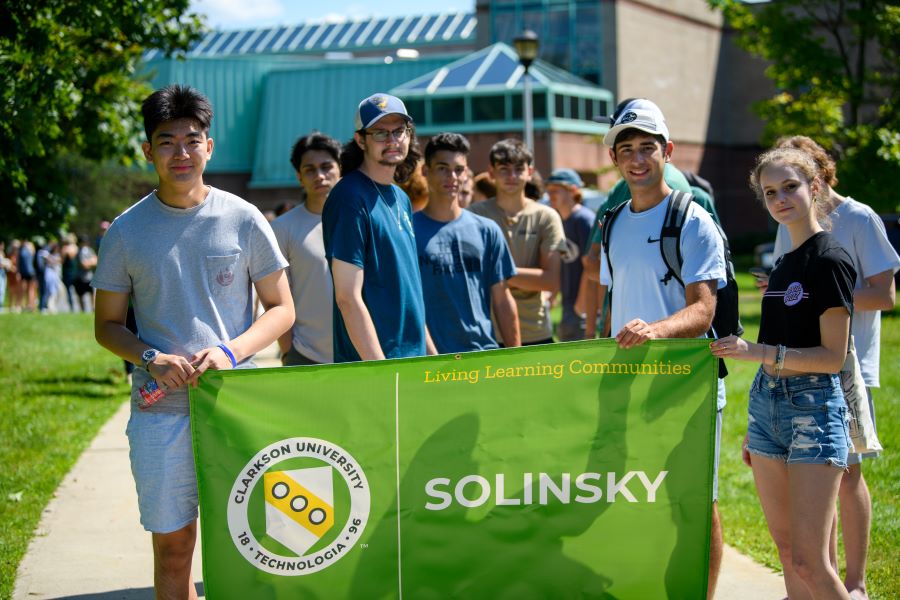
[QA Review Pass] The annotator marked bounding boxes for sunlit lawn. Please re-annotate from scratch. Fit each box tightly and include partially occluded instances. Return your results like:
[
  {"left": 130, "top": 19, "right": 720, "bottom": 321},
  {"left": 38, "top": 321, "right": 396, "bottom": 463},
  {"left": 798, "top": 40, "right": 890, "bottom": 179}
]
[{"left": 0, "top": 313, "right": 127, "bottom": 598}]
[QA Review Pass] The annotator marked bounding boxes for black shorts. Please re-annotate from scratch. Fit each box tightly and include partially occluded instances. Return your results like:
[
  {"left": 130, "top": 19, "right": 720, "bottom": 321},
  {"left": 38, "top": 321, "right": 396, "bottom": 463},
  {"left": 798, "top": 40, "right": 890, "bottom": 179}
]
[{"left": 74, "top": 279, "right": 93, "bottom": 296}]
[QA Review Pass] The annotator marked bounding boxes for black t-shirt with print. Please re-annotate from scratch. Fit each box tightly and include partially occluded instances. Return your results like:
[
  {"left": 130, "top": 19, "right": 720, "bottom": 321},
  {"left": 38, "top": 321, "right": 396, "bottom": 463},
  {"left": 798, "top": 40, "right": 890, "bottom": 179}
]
[{"left": 758, "top": 231, "right": 856, "bottom": 349}]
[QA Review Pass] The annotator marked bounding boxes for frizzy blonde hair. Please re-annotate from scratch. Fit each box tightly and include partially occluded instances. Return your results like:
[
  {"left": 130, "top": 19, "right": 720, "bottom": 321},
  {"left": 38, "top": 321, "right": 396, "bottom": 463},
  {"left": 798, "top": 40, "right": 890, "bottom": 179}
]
[
  {"left": 749, "top": 147, "right": 823, "bottom": 201},
  {"left": 774, "top": 135, "right": 838, "bottom": 188},
  {"left": 749, "top": 147, "right": 830, "bottom": 225}
]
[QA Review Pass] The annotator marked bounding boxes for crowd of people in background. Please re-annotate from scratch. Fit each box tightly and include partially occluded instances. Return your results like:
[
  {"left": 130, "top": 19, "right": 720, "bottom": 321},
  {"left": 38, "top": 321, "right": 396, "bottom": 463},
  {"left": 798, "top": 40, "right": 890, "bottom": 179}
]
[{"left": 0, "top": 231, "right": 101, "bottom": 314}]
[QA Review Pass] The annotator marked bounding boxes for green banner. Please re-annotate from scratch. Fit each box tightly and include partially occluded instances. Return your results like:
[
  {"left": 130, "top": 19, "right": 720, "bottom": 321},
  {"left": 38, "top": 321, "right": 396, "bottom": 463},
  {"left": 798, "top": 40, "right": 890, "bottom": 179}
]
[{"left": 191, "top": 339, "right": 717, "bottom": 599}]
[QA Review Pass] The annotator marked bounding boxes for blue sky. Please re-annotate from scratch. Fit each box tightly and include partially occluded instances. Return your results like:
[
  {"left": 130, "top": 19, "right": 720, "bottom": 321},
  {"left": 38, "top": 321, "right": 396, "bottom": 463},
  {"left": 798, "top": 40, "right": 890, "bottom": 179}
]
[{"left": 190, "top": 0, "right": 474, "bottom": 30}]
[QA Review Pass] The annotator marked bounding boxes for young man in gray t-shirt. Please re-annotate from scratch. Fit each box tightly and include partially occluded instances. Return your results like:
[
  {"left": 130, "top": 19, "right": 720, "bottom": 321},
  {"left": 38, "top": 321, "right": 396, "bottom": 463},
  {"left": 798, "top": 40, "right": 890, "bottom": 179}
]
[
  {"left": 271, "top": 132, "right": 342, "bottom": 364},
  {"left": 93, "top": 84, "right": 293, "bottom": 599}
]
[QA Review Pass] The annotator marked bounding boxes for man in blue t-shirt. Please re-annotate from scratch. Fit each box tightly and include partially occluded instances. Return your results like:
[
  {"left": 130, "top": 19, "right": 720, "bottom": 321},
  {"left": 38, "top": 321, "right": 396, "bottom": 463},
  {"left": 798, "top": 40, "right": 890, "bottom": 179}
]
[
  {"left": 546, "top": 168, "right": 596, "bottom": 341},
  {"left": 414, "top": 133, "right": 520, "bottom": 353},
  {"left": 322, "top": 93, "right": 435, "bottom": 362}
]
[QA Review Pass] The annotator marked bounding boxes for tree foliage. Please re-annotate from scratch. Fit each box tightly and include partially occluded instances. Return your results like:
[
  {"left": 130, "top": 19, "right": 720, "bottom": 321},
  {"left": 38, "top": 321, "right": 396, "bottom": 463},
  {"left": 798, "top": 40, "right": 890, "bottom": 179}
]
[
  {"left": 61, "top": 157, "right": 158, "bottom": 237},
  {"left": 0, "top": 0, "right": 205, "bottom": 237},
  {"left": 710, "top": 0, "right": 900, "bottom": 212}
]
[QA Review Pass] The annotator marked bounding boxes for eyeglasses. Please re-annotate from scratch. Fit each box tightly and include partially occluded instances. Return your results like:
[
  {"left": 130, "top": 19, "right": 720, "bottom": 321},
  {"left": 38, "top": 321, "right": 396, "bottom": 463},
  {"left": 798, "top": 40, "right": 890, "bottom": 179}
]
[{"left": 365, "top": 126, "right": 410, "bottom": 143}]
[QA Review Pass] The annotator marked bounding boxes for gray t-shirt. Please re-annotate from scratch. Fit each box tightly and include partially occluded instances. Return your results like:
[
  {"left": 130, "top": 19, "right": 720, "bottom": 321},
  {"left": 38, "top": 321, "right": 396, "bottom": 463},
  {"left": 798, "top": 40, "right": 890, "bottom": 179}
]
[
  {"left": 271, "top": 203, "right": 333, "bottom": 363},
  {"left": 93, "top": 187, "right": 288, "bottom": 413},
  {"left": 773, "top": 198, "right": 900, "bottom": 386}
]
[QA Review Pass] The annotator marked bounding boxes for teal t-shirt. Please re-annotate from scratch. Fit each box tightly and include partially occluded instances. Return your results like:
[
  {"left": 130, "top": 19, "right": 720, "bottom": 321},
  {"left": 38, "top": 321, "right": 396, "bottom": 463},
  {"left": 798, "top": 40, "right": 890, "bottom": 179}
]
[
  {"left": 322, "top": 169, "right": 426, "bottom": 362},
  {"left": 588, "top": 164, "right": 720, "bottom": 246}
]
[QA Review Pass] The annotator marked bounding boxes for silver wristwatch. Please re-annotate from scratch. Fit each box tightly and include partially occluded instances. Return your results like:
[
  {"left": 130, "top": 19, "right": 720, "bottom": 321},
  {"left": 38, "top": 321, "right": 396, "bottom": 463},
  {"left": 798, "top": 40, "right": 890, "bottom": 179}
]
[{"left": 141, "top": 348, "right": 160, "bottom": 371}]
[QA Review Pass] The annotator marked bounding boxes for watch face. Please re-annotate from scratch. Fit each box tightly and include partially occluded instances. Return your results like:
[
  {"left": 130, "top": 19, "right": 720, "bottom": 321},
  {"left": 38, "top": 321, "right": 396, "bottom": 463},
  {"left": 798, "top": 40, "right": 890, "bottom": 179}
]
[{"left": 142, "top": 349, "right": 158, "bottom": 363}]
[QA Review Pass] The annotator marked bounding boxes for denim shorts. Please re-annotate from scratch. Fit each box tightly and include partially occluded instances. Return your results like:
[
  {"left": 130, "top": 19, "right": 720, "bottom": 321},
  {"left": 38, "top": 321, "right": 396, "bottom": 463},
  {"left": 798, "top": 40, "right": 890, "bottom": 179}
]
[
  {"left": 125, "top": 410, "right": 198, "bottom": 533},
  {"left": 747, "top": 368, "right": 850, "bottom": 469}
]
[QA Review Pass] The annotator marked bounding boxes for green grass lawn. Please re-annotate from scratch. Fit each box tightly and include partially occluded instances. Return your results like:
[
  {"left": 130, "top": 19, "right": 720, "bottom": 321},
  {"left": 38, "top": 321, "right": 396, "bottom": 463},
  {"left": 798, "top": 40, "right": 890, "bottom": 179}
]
[
  {"left": 1, "top": 285, "right": 897, "bottom": 598},
  {"left": 718, "top": 272, "right": 899, "bottom": 600},
  {"left": 0, "top": 313, "right": 127, "bottom": 598}
]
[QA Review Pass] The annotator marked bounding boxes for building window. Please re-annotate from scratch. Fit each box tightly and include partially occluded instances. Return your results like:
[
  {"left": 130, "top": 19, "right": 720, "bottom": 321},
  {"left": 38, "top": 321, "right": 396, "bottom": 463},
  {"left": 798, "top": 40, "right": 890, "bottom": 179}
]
[
  {"left": 432, "top": 97, "right": 465, "bottom": 124},
  {"left": 584, "top": 98, "right": 596, "bottom": 122},
  {"left": 472, "top": 95, "right": 506, "bottom": 122},
  {"left": 405, "top": 99, "right": 426, "bottom": 125},
  {"left": 575, "top": 4, "right": 602, "bottom": 84},
  {"left": 512, "top": 92, "right": 547, "bottom": 120},
  {"left": 555, "top": 94, "right": 566, "bottom": 118},
  {"left": 488, "top": 0, "right": 603, "bottom": 85},
  {"left": 569, "top": 96, "right": 581, "bottom": 120}
]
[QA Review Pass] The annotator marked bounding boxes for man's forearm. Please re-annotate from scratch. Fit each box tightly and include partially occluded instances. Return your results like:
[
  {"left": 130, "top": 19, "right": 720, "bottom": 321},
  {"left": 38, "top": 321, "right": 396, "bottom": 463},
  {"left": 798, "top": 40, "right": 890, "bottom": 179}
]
[
  {"left": 509, "top": 268, "right": 559, "bottom": 293},
  {"left": 424, "top": 327, "right": 438, "bottom": 355},
  {"left": 580, "top": 277, "right": 598, "bottom": 339},
  {"left": 95, "top": 320, "right": 149, "bottom": 366},
  {"left": 854, "top": 271, "right": 896, "bottom": 311},
  {"left": 228, "top": 303, "right": 294, "bottom": 363},
  {"left": 582, "top": 243, "right": 601, "bottom": 283},
  {"left": 277, "top": 330, "right": 293, "bottom": 355},
  {"left": 651, "top": 303, "right": 713, "bottom": 339},
  {"left": 493, "top": 292, "right": 521, "bottom": 347},
  {"left": 336, "top": 296, "right": 385, "bottom": 361}
]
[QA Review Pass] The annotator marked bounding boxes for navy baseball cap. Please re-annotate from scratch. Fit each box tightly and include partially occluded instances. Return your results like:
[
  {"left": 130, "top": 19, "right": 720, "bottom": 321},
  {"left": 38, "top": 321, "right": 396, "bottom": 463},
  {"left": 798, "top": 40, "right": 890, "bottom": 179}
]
[
  {"left": 355, "top": 93, "right": 412, "bottom": 130},
  {"left": 546, "top": 168, "right": 584, "bottom": 188}
]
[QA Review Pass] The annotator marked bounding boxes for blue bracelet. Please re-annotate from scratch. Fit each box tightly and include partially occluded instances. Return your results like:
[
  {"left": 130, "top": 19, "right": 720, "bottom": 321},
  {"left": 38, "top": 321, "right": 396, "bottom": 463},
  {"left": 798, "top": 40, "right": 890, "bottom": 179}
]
[{"left": 218, "top": 343, "right": 237, "bottom": 368}]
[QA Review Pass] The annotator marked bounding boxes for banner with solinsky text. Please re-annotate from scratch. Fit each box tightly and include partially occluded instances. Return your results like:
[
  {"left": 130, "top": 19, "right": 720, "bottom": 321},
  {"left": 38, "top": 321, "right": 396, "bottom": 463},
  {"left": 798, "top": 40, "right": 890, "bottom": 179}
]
[{"left": 191, "top": 339, "right": 717, "bottom": 598}]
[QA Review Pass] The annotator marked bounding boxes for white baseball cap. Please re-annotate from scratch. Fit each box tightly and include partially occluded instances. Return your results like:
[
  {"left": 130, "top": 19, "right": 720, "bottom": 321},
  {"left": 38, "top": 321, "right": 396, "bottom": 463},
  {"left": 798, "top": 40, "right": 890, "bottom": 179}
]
[{"left": 601, "top": 99, "right": 669, "bottom": 146}]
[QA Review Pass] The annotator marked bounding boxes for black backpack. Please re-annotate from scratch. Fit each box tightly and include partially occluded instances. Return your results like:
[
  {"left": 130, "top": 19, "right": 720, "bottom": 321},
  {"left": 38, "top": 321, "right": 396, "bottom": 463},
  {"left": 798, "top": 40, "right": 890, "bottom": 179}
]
[{"left": 601, "top": 190, "right": 742, "bottom": 377}]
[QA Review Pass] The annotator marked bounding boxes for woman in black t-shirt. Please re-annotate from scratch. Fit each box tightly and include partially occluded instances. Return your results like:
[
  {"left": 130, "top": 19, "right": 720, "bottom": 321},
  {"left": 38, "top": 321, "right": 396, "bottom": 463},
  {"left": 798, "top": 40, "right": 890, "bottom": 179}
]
[{"left": 710, "top": 148, "right": 855, "bottom": 600}]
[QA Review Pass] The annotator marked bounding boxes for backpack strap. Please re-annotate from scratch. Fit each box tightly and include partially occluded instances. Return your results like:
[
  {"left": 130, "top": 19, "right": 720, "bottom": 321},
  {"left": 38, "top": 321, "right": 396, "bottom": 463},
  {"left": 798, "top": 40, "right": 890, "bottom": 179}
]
[
  {"left": 659, "top": 190, "right": 691, "bottom": 287},
  {"left": 712, "top": 218, "right": 737, "bottom": 281},
  {"left": 600, "top": 201, "right": 629, "bottom": 291}
]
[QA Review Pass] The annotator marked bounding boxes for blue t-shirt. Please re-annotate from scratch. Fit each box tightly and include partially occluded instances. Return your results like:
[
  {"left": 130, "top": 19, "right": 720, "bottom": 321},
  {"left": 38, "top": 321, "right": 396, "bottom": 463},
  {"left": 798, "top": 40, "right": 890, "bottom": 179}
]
[
  {"left": 322, "top": 169, "right": 426, "bottom": 362},
  {"left": 413, "top": 210, "right": 516, "bottom": 353},
  {"left": 18, "top": 244, "right": 35, "bottom": 278},
  {"left": 560, "top": 204, "right": 596, "bottom": 320}
]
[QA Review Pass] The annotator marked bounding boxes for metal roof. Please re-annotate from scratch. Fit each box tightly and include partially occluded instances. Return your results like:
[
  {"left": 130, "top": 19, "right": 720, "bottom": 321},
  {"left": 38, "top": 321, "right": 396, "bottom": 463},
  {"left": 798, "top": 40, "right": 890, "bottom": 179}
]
[
  {"left": 389, "top": 43, "right": 613, "bottom": 138},
  {"left": 250, "top": 56, "right": 457, "bottom": 188},
  {"left": 143, "top": 12, "right": 476, "bottom": 61},
  {"left": 392, "top": 43, "right": 601, "bottom": 96},
  {"left": 147, "top": 55, "right": 303, "bottom": 173}
]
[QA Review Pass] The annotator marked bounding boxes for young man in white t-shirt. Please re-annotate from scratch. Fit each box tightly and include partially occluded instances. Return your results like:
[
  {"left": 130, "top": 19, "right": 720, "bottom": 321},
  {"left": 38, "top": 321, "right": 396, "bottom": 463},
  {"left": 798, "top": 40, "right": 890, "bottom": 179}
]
[
  {"left": 93, "top": 85, "right": 293, "bottom": 599},
  {"left": 272, "top": 132, "right": 343, "bottom": 365},
  {"left": 598, "top": 99, "right": 726, "bottom": 599}
]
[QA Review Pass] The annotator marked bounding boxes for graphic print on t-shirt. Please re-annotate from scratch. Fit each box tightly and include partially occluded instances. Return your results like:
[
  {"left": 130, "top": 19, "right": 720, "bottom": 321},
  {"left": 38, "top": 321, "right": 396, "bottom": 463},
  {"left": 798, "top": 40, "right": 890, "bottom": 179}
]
[{"left": 764, "top": 281, "right": 809, "bottom": 306}]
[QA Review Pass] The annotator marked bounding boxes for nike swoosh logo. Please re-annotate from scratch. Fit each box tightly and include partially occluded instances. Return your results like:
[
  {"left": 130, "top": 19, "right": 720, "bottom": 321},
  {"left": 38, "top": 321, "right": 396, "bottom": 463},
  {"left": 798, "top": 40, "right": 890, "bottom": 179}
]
[{"left": 647, "top": 236, "right": 660, "bottom": 244}]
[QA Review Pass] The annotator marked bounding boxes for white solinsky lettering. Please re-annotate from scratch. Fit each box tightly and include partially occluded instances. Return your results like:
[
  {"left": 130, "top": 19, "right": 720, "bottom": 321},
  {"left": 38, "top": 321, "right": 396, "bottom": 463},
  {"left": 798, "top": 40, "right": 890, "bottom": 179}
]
[{"left": 424, "top": 471, "right": 668, "bottom": 511}]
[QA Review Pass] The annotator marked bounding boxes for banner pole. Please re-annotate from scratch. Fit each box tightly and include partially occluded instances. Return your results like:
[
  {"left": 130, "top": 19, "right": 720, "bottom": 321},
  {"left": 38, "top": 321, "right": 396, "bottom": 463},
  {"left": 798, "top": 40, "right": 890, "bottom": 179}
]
[{"left": 395, "top": 371, "right": 403, "bottom": 598}]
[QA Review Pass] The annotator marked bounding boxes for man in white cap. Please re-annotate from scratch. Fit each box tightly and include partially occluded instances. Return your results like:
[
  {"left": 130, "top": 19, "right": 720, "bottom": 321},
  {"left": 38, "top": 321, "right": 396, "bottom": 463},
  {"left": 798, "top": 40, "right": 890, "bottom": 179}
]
[
  {"left": 582, "top": 98, "right": 721, "bottom": 339},
  {"left": 322, "top": 93, "right": 436, "bottom": 362},
  {"left": 598, "top": 98, "right": 727, "bottom": 599}
]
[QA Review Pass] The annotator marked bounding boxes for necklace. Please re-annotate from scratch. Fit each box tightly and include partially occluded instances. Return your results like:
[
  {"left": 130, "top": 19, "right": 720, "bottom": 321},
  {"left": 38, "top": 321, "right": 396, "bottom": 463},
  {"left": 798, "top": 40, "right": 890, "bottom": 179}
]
[{"left": 369, "top": 177, "right": 403, "bottom": 231}]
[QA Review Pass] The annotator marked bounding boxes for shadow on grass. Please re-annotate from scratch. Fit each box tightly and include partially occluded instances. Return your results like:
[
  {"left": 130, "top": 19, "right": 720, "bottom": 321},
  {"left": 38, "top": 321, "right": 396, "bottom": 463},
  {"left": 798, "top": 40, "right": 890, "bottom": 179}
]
[
  {"left": 49, "top": 582, "right": 204, "bottom": 599},
  {"left": 22, "top": 374, "right": 128, "bottom": 400},
  {"left": 30, "top": 374, "right": 124, "bottom": 386}
]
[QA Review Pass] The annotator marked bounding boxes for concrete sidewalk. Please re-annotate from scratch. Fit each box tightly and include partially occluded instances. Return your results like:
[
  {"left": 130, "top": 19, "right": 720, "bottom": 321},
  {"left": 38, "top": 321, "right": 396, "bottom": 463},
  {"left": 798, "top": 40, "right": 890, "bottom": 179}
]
[{"left": 13, "top": 347, "right": 787, "bottom": 599}]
